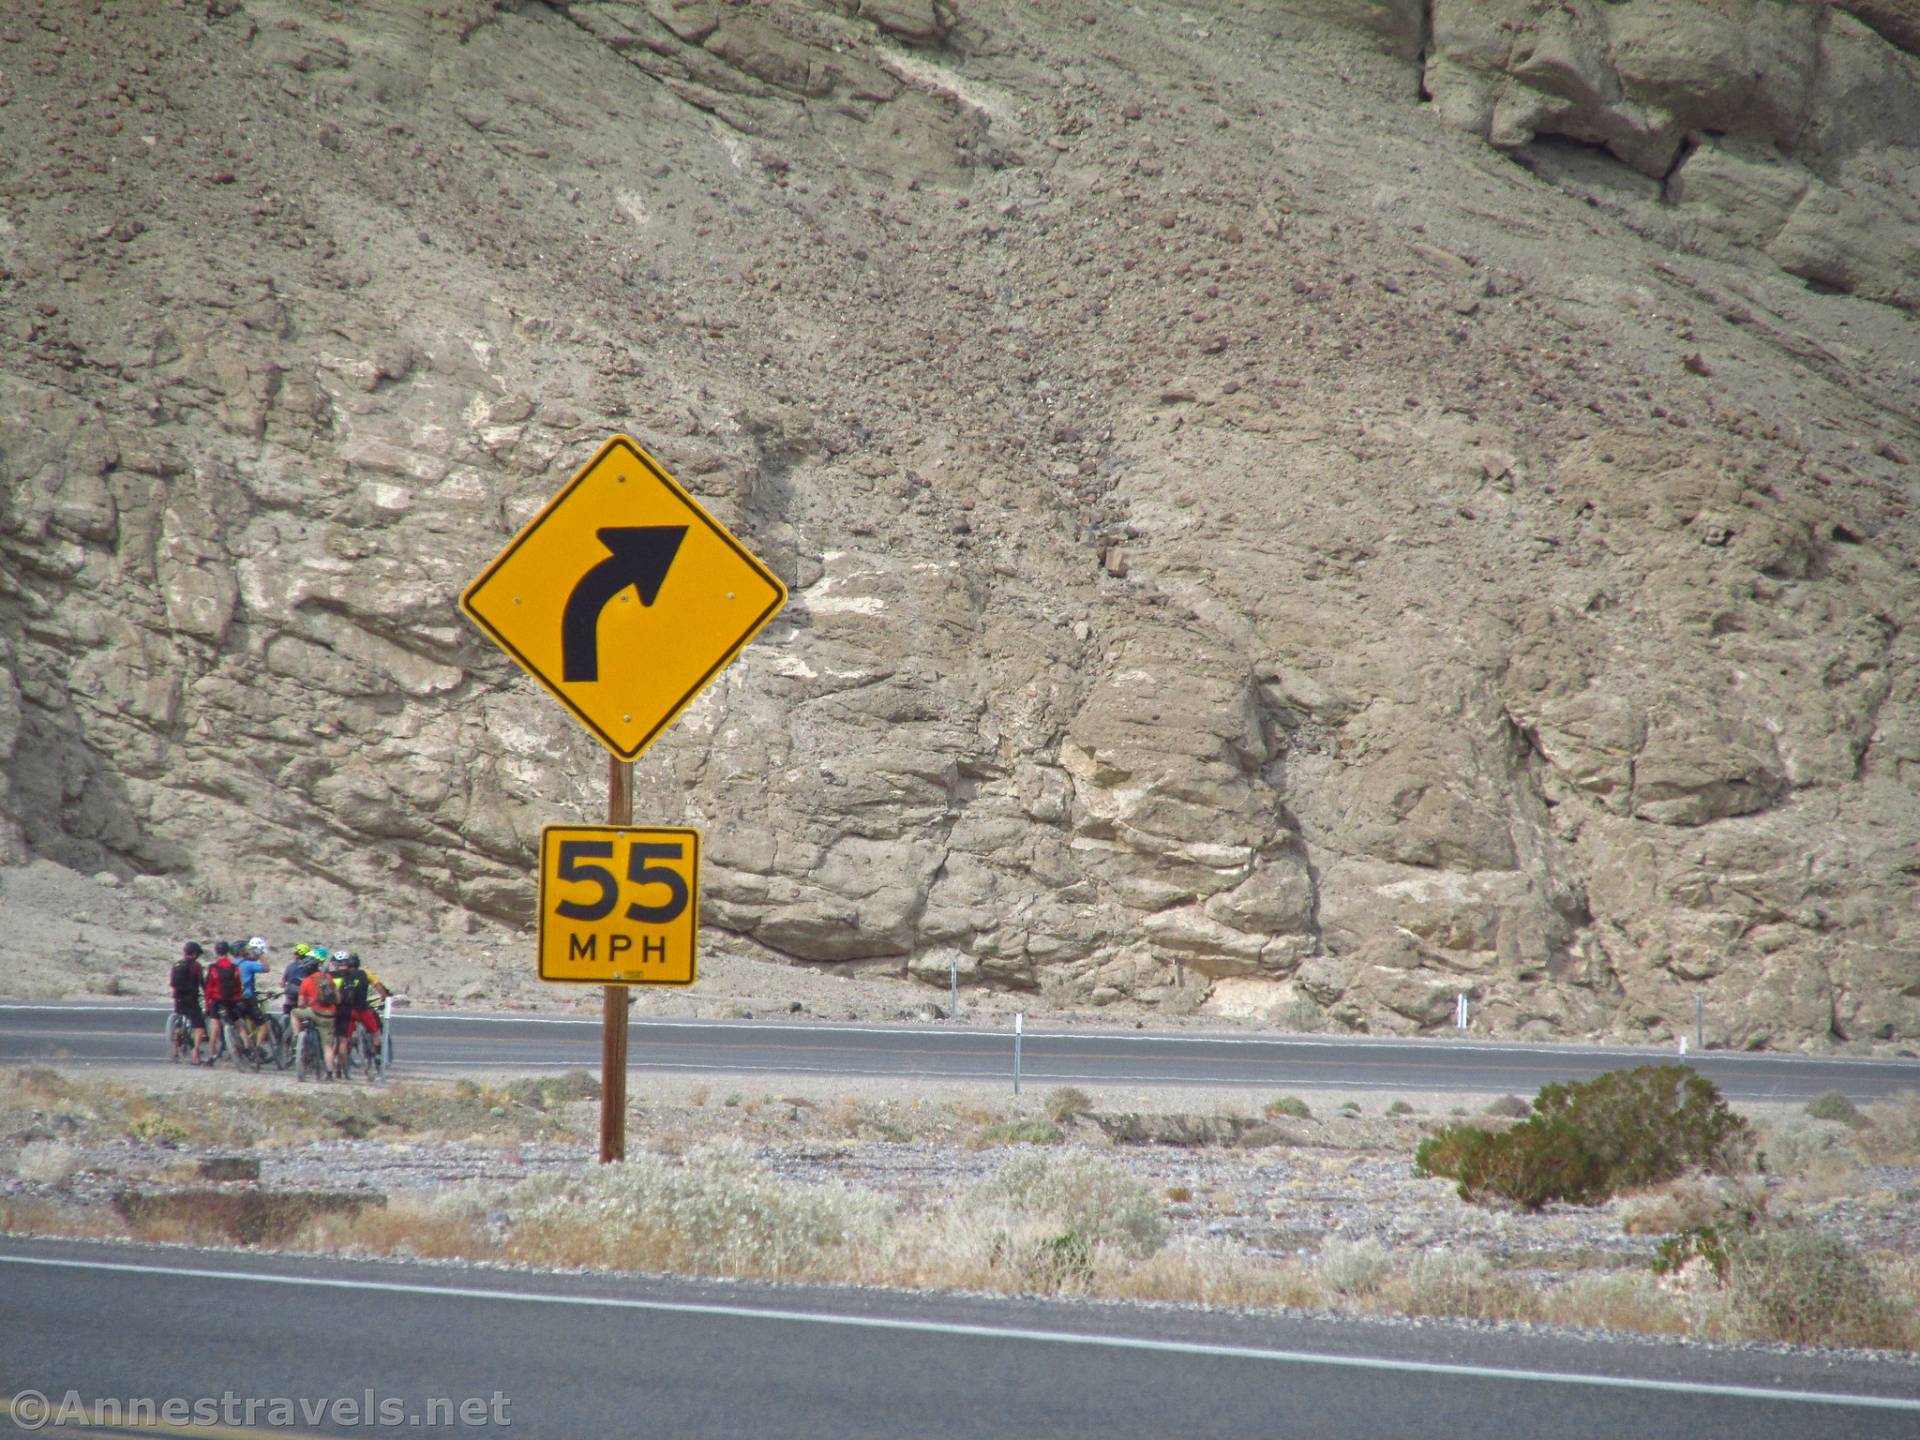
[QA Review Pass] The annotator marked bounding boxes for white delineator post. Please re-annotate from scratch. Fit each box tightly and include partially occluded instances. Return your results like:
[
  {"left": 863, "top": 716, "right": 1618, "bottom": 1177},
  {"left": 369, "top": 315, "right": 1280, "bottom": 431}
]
[
  {"left": 1014, "top": 1011, "right": 1023, "bottom": 1095},
  {"left": 1455, "top": 992, "right": 1469, "bottom": 1030},
  {"left": 382, "top": 995, "right": 393, "bottom": 1071},
  {"left": 950, "top": 954, "right": 959, "bottom": 1023}
]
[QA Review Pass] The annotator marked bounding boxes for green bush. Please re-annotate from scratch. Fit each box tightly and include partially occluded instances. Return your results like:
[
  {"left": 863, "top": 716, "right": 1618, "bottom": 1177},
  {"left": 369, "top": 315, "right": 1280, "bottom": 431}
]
[
  {"left": 1803, "top": 1090, "right": 1861, "bottom": 1125},
  {"left": 1263, "top": 1095, "right": 1312, "bottom": 1120},
  {"left": 1482, "top": 1094, "right": 1531, "bottom": 1119},
  {"left": 126, "top": 1115, "right": 189, "bottom": 1145},
  {"left": 1415, "top": 1066, "right": 1751, "bottom": 1211}
]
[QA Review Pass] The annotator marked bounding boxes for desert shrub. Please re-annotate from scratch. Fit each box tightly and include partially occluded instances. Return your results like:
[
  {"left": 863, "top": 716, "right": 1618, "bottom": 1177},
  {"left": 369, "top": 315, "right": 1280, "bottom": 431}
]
[
  {"left": 1653, "top": 1224, "right": 1739, "bottom": 1283},
  {"left": 1263, "top": 1095, "right": 1312, "bottom": 1121},
  {"left": 1540, "top": 1270, "right": 1686, "bottom": 1335},
  {"left": 1387, "top": 1100, "right": 1414, "bottom": 1116},
  {"left": 994, "top": 1229, "right": 1096, "bottom": 1292},
  {"left": 504, "top": 1071, "right": 600, "bottom": 1110},
  {"left": 1313, "top": 1237, "right": 1392, "bottom": 1297},
  {"left": 1803, "top": 1090, "right": 1861, "bottom": 1125},
  {"left": 1416, "top": 1066, "right": 1750, "bottom": 1210},
  {"left": 1760, "top": 1117, "right": 1858, "bottom": 1177},
  {"left": 1391, "top": 1249, "right": 1524, "bottom": 1321},
  {"left": 126, "top": 1114, "right": 188, "bottom": 1146},
  {"left": 1275, "top": 996, "right": 1333, "bottom": 1033},
  {"left": 502, "top": 1140, "right": 891, "bottom": 1278},
  {"left": 1620, "top": 1175, "right": 1764, "bottom": 1237},
  {"left": 1044, "top": 1087, "right": 1095, "bottom": 1124},
  {"left": 1482, "top": 1094, "right": 1531, "bottom": 1119},
  {"left": 1859, "top": 1090, "right": 1920, "bottom": 1164},
  {"left": 15, "top": 1141, "right": 79, "bottom": 1185},
  {"left": 1719, "top": 1227, "right": 1906, "bottom": 1349},
  {"left": 970, "top": 1149, "right": 1167, "bottom": 1258},
  {"left": 7, "top": 1067, "right": 76, "bottom": 1103},
  {"left": 976, "top": 1119, "right": 1063, "bottom": 1147}
]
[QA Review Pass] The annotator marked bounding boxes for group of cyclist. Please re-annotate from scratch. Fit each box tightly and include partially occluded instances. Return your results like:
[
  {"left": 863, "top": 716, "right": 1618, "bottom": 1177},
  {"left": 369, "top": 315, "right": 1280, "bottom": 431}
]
[{"left": 168, "top": 936, "right": 391, "bottom": 1080}]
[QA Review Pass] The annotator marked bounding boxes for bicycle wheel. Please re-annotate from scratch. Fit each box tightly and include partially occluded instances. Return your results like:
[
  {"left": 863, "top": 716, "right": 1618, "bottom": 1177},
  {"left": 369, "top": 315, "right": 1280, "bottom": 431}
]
[
  {"left": 167, "top": 1014, "right": 188, "bottom": 1064},
  {"left": 269, "top": 1016, "right": 294, "bottom": 1071},
  {"left": 295, "top": 1026, "right": 321, "bottom": 1082},
  {"left": 357, "top": 1028, "right": 382, "bottom": 1083}
]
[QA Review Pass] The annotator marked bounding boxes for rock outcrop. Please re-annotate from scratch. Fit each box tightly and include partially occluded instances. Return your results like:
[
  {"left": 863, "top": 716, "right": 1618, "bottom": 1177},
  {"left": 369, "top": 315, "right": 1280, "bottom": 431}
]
[{"left": 1, "top": 0, "right": 1915, "bottom": 1047}]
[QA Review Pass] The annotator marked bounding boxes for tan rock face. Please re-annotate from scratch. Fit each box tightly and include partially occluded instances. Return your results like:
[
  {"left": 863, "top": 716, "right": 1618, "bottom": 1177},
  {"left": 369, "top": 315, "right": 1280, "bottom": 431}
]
[
  {"left": 0, "top": 0, "right": 1915, "bottom": 1047},
  {"left": 1415, "top": 0, "right": 1920, "bottom": 310}
]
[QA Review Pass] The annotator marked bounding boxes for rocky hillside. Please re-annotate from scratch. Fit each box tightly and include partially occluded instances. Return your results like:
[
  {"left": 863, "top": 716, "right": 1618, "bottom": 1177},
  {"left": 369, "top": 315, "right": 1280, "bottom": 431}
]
[{"left": 1, "top": 0, "right": 1915, "bottom": 1049}]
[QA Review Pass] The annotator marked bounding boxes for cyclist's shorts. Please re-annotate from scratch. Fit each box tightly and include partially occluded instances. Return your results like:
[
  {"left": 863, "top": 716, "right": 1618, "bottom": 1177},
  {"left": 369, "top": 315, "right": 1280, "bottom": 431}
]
[
  {"left": 349, "top": 1005, "right": 381, "bottom": 1036},
  {"left": 172, "top": 997, "right": 206, "bottom": 1026},
  {"left": 208, "top": 999, "right": 243, "bottom": 1024},
  {"left": 293, "top": 1006, "right": 335, "bottom": 1031}
]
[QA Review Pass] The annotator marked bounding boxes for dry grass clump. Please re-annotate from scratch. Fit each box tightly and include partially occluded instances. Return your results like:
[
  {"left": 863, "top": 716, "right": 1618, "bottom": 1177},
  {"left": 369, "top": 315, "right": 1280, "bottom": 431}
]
[
  {"left": 1714, "top": 1228, "right": 1913, "bottom": 1350},
  {"left": 295, "top": 1201, "right": 488, "bottom": 1262},
  {"left": 1263, "top": 1095, "right": 1312, "bottom": 1121},
  {"left": 1383, "top": 1250, "right": 1535, "bottom": 1322},
  {"left": 14, "top": 1140, "right": 80, "bottom": 1184},
  {"left": 1859, "top": 1089, "right": 1920, "bottom": 1164},
  {"left": 1620, "top": 1174, "right": 1763, "bottom": 1236},
  {"left": 0, "top": 1196, "right": 128, "bottom": 1241},
  {"left": 971, "top": 1149, "right": 1168, "bottom": 1258},
  {"left": 1537, "top": 1270, "right": 1688, "bottom": 1335},
  {"left": 499, "top": 1139, "right": 893, "bottom": 1280},
  {"left": 1760, "top": 1116, "right": 1860, "bottom": 1178},
  {"left": 1312, "top": 1237, "right": 1393, "bottom": 1297},
  {"left": 890, "top": 1149, "right": 1171, "bottom": 1295},
  {"left": 1044, "top": 1087, "right": 1095, "bottom": 1124},
  {"left": 1107, "top": 1240, "right": 1319, "bottom": 1309},
  {"left": 972, "top": 1118, "right": 1064, "bottom": 1147}
]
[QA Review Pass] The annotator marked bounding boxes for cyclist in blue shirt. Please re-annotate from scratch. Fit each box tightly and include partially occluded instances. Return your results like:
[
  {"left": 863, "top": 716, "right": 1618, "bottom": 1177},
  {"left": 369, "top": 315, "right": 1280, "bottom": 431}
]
[{"left": 237, "top": 938, "right": 273, "bottom": 1051}]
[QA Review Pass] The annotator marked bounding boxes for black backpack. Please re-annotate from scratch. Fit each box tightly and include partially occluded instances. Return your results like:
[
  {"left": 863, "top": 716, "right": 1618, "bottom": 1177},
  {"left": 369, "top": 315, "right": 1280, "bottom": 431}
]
[
  {"left": 170, "top": 958, "right": 199, "bottom": 996},
  {"left": 336, "top": 970, "right": 370, "bottom": 1010}
]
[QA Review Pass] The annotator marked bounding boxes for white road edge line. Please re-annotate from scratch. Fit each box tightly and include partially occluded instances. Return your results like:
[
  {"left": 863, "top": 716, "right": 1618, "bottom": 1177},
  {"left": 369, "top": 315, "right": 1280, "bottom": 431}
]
[{"left": 1, "top": 1253, "right": 1914, "bottom": 1413}]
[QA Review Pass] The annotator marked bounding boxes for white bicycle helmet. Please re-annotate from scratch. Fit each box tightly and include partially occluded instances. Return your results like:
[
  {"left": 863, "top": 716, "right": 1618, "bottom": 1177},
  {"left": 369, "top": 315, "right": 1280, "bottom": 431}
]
[{"left": 247, "top": 936, "right": 270, "bottom": 956}]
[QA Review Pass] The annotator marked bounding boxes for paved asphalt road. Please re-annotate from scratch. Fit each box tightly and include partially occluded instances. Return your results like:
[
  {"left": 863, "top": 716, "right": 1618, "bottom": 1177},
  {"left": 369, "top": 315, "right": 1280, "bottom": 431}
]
[
  {"left": 3, "top": 1002, "right": 1917, "bottom": 1101},
  {"left": 3, "top": 1237, "right": 1917, "bottom": 1439}
]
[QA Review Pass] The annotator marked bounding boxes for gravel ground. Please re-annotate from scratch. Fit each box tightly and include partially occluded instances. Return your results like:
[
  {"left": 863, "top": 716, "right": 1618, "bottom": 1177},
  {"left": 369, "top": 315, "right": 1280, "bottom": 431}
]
[{"left": 8, "top": 1067, "right": 1916, "bottom": 1335}]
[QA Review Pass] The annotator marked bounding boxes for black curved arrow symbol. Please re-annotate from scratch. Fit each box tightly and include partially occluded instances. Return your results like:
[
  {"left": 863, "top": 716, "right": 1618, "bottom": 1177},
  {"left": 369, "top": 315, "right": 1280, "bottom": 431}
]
[{"left": 561, "top": 526, "right": 688, "bottom": 682}]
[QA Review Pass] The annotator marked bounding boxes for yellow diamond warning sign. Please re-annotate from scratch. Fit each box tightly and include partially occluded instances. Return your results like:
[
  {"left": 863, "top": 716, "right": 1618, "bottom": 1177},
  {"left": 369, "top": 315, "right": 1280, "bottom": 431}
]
[
  {"left": 461, "top": 435, "right": 787, "bottom": 762},
  {"left": 538, "top": 824, "right": 699, "bottom": 986}
]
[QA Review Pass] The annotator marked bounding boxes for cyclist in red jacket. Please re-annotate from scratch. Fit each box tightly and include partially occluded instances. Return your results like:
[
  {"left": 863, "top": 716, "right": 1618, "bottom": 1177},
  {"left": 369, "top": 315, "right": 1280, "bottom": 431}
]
[{"left": 203, "top": 941, "right": 245, "bottom": 1065}]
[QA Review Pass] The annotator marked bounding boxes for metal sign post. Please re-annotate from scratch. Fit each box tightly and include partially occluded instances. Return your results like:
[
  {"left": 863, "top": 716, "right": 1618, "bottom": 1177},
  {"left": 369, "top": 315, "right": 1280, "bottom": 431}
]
[{"left": 602, "top": 756, "right": 632, "bottom": 1163}]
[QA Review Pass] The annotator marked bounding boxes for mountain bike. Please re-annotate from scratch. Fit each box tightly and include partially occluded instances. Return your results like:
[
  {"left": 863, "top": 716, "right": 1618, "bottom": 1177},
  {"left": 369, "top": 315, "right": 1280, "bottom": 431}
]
[
  {"left": 167, "top": 1012, "right": 195, "bottom": 1064},
  {"left": 293, "top": 1021, "right": 330, "bottom": 1083},
  {"left": 227, "top": 1018, "right": 265, "bottom": 1073},
  {"left": 341, "top": 1020, "right": 383, "bottom": 1083},
  {"left": 262, "top": 1010, "right": 295, "bottom": 1071}
]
